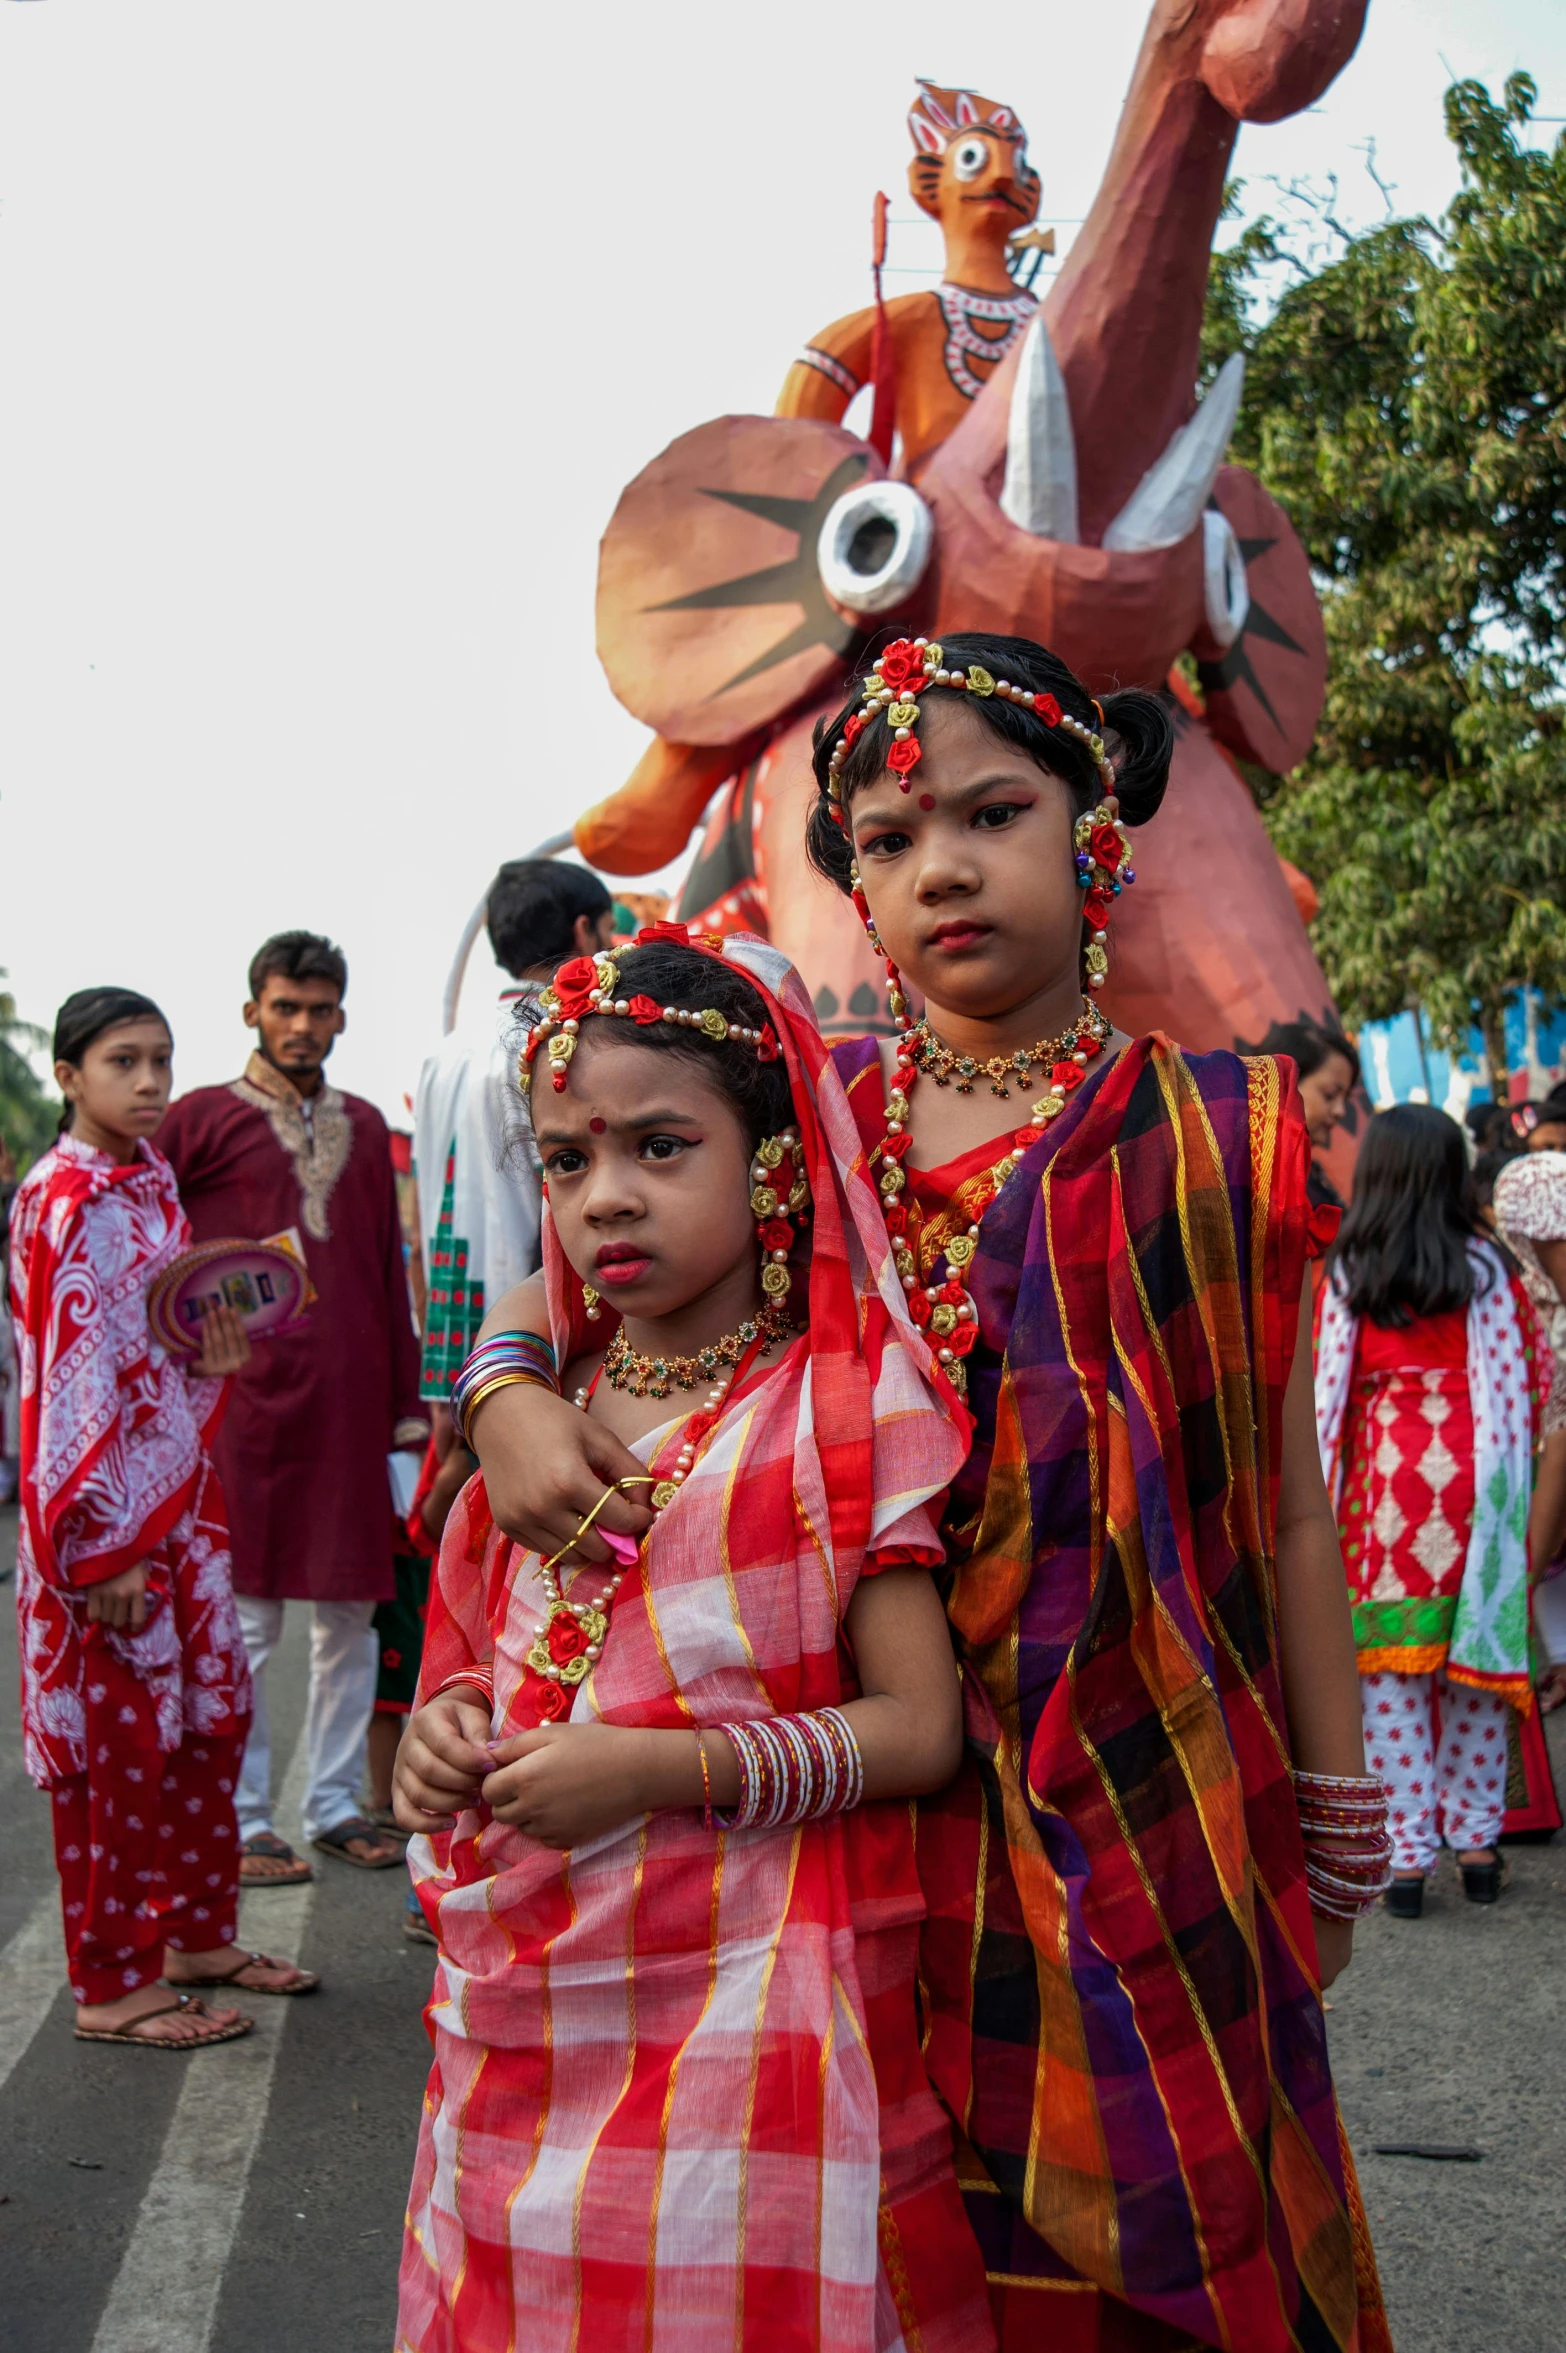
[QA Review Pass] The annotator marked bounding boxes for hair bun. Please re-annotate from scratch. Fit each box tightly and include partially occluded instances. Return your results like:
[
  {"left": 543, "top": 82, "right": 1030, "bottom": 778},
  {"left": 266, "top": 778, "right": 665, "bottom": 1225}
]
[{"left": 1098, "top": 688, "right": 1173, "bottom": 827}]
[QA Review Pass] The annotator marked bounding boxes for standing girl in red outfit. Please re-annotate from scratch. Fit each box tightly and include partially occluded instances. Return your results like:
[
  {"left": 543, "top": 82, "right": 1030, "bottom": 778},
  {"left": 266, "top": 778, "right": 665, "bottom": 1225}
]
[
  {"left": 1315, "top": 1103, "right": 1546, "bottom": 1915},
  {"left": 393, "top": 933, "right": 991, "bottom": 2353},
  {"left": 10, "top": 987, "right": 316, "bottom": 2047}
]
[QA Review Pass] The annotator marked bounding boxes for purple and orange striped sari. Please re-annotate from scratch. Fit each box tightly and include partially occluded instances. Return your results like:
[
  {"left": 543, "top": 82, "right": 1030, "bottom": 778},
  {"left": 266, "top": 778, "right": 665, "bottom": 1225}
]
[{"left": 836, "top": 1032, "right": 1391, "bottom": 2353}]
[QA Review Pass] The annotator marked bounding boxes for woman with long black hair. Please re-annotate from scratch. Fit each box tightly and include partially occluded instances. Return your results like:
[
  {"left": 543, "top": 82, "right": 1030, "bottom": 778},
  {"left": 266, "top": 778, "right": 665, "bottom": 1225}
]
[{"left": 1316, "top": 1103, "right": 1548, "bottom": 1915}]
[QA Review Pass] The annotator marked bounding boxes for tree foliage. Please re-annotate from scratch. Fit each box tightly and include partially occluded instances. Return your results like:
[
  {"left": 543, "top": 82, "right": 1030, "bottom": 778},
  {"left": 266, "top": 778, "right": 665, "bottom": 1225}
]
[
  {"left": 0, "top": 976, "right": 60, "bottom": 1175},
  {"left": 1205, "top": 76, "right": 1566, "bottom": 1080}
]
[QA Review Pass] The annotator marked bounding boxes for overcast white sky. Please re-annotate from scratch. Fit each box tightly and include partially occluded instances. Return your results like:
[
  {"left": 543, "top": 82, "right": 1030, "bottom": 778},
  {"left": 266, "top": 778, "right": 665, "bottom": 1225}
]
[{"left": 3, "top": 0, "right": 1564, "bottom": 1121}]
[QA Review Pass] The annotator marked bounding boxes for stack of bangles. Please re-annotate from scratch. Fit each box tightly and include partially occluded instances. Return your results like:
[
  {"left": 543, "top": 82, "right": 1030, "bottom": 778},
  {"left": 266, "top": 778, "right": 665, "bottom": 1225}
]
[
  {"left": 697, "top": 1708, "right": 864, "bottom": 1832},
  {"left": 451, "top": 1331, "right": 559, "bottom": 1448},
  {"left": 1294, "top": 1769, "right": 1393, "bottom": 1921}
]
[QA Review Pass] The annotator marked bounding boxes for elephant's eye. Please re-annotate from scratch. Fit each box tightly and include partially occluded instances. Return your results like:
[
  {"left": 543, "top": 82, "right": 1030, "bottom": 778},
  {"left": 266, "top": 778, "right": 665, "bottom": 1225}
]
[{"left": 953, "top": 137, "right": 990, "bottom": 182}]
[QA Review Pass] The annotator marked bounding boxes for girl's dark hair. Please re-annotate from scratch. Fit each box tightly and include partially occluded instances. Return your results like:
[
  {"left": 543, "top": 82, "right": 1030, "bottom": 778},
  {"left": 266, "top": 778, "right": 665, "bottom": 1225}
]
[
  {"left": 804, "top": 629, "right": 1174, "bottom": 895},
  {"left": 52, "top": 987, "right": 171, "bottom": 1134},
  {"left": 54, "top": 987, "right": 170, "bottom": 1066},
  {"left": 1258, "top": 1016, "right": 1361, "bottom": 1092},
  {"left": 1335, "top": 1103, "right": 1495, "bottom": 1327},
  {"left": 563, "top": 940, "right": 793, "bottom": 1148}
]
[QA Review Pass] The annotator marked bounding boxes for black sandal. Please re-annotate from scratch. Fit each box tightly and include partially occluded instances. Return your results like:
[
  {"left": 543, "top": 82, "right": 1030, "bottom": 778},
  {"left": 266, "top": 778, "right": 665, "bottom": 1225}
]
[
  {"left": 311, "top": 1814, "right": 406, "bottom": 1870},
  {"left": 1386, "top": 1876, "right": 1425, "bottom": 1919},
  {"left": 1459, "top": 1852, "right": 1505, "bottom": 1905}
]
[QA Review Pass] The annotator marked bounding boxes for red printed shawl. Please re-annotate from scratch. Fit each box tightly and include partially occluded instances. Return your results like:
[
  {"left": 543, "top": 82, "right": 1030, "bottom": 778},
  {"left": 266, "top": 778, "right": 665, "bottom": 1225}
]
[
  {"left": 398, "top": 938, "right": 992, "bottom": 2353},
  {"left": 9, "top": 1135, "right": 250, "bottom": 1789},
  {"left": 835, "top": 1033, "right": 1392, "bottom": 2353}
]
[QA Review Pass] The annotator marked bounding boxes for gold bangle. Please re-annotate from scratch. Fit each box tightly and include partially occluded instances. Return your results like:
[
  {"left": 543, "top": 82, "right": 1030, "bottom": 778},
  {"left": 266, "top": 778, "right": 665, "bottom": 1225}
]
[
  {"left": 696, "top": 1731, "right": 713, "bottom": 1830},
  {"left": 461, "top": 1369, "right": 555, "bottom": 1446}
]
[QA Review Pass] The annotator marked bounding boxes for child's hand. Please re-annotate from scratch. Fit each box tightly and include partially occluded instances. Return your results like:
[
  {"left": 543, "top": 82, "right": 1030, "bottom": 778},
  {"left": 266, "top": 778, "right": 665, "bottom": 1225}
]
[
  {"left": 84, "top": 1562, "right": 150, "bottom": 1629},
  {"left": 481, "top": 1721, "right": 653, "bottom": 1849},
  {"left": 394, "top": 1688, "right": 497, "bottom": 1831},
  {"left": 191, "top": 1302, "right": 252, "bottom": 1379}
]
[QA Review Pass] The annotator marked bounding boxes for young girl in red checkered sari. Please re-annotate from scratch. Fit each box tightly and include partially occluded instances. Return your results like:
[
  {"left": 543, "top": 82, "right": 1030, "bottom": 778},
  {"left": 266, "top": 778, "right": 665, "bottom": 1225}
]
[{"left": 393, "top": 932, "right": 992, "bottom": 2353}]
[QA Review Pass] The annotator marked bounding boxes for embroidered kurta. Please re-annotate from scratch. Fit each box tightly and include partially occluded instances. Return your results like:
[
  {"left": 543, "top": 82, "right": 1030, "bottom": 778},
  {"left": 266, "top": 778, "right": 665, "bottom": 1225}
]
[
  {"left": 834, "top": 1035, "right": 1391, "bottom": 2353},
  {"left": 159, "top": 1053, "right": 425, "bottom": 1602},
  {"left": 8, "top": 1135, "right": 250, "bottom": 1791},
  {"left": 398, "top": 937, "right": 991, "bottom": 2353}
]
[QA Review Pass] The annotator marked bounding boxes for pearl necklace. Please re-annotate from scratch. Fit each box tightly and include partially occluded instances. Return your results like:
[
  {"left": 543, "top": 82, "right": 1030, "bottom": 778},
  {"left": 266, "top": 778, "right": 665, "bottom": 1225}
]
[{"left": 876, "top": 999, "right": 1109, "bottom": 1395}]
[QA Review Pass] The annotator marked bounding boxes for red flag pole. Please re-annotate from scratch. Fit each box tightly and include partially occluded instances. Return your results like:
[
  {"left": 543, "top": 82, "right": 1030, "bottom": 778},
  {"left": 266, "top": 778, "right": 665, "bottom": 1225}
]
[{"left": 868, "top": 191, "right": 896, "bottom": 465}]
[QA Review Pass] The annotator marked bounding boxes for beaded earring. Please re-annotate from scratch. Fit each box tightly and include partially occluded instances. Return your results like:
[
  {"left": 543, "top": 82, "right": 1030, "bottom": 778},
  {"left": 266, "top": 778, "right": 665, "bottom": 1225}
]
[
  {"left": 582, "top": 1284, "right": 602, "bottom": 1323},
  {"left": 750, "top": 1129, "right": 809, "bottom": 1300},
  {"left": 850, "top": 864, "right": 914, "bottom": 1036}
]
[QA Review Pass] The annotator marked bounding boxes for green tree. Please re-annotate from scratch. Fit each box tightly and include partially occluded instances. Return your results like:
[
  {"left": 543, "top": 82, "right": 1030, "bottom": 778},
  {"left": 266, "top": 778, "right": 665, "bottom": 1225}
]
[
  {"left": 1, "top": 975, "right": 60, "bottom": 1175},
  {"left": 1205, "top": 76, "right": 1566, "bottom": 1083}
]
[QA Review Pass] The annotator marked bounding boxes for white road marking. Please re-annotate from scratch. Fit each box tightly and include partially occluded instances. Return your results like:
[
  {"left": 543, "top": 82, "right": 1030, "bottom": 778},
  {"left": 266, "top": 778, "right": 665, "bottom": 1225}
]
[
  {"left": 0, "top": 1895, "right": 69, "bottom": 2098},
  {"left": 90, "top": 1728, "right": 318, "bottom": 2353}
]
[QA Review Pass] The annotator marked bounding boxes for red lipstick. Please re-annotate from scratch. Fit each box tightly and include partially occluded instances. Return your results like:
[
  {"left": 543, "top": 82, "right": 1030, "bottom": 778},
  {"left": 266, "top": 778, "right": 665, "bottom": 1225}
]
[
  {"left": 594, "top": 1241, "right": 651, "bottom": 1286},
  {"left": 926, "top": 920, "right": 993, "bottom": 954}
]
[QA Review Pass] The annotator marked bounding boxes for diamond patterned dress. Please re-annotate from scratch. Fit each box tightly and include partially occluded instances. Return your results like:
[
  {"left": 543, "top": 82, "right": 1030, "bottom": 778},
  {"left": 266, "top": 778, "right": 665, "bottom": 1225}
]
[{"left": 1338, "top": 1309, "right": 1474, "bottom": 1672}]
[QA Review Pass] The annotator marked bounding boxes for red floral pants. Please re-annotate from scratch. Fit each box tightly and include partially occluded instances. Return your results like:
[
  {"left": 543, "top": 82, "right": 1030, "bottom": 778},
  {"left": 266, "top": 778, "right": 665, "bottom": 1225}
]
[{"left": 49, "top": 1728, "right": 246, "bottom": 2005}]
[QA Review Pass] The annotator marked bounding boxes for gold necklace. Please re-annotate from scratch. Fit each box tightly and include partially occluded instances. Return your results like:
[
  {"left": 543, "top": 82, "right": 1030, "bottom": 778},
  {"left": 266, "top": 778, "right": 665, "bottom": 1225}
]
[
  {"left": 603, "top": 1296, "right": 795, "bottom": 1399},
  {"left": 910, "top": 1000, "right": 1112, "bottom": 1096}
]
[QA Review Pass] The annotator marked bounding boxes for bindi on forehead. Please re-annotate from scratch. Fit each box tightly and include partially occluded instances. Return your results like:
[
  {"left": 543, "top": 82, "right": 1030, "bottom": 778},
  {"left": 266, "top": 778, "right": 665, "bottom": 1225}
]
[
  {"left": 918, "top": 793, "right": 936, "bottom": 811},
  {"left": 589, "top": 1116, "right": 607, "bottom": 1134}
]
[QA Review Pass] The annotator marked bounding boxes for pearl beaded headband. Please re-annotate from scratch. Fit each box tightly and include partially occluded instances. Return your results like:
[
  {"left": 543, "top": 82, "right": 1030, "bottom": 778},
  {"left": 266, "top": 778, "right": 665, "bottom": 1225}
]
[
  {"left": 519, "top": 945, "right": 782, "bottom": 1095},
  {"left": 824, "top": 634, "right": 1114, "bottom": 812}
]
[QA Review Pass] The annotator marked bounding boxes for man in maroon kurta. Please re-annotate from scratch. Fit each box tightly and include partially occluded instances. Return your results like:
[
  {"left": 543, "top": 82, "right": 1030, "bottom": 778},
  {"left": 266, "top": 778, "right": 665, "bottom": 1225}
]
[{"left": 161, "top": 930, "right": 427, "bottom": 1880}]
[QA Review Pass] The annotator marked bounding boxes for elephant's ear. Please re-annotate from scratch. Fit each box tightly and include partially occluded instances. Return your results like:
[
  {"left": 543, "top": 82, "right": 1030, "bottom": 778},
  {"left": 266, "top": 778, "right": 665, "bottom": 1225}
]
[
  {"left": 1194, "top": 464, "right": 1326, "bottom": 775},
  {"left": 596, "top": 415, "right": 888, "bottom": 747}
]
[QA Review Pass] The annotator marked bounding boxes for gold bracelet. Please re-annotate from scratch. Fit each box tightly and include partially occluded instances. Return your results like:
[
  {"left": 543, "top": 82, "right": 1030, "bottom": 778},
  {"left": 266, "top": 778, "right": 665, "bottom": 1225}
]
[
  {"left": 459, "top": 1369, "right": 556, "bottom": 1448},
  {"left": 540, "top": 1476, "right": 659, "bottom": 1577}
]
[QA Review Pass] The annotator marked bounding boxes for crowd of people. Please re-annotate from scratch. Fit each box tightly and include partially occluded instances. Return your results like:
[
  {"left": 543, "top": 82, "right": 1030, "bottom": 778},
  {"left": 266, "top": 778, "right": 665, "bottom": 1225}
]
[{"left": 3, "top": 622, "right": 1564, "bottom": 2352}]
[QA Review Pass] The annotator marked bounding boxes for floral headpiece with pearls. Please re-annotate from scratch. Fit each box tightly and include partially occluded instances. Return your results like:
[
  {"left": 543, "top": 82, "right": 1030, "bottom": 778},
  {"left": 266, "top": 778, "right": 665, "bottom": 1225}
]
[
  {"left": 519, "top": 925, "right": 781, "bottom": 1095},
  {"left": 824, "top": 635, "right": 1117, "bottom": 817}
]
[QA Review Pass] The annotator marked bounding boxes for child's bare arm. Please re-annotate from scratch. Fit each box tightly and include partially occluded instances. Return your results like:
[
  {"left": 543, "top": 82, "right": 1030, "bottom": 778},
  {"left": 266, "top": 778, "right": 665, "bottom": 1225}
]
[
  {"left": 1274, "top": 1316, "right": 1366, "bottom": 1987},
  {"left": 480, "top": 1566, "right": 962, "bottom": 1847}
]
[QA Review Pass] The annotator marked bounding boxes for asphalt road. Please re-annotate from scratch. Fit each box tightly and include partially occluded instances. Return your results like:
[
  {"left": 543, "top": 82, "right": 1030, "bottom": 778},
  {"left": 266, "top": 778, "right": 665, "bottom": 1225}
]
[{"left": 1, "top": 1498, "right": 1561, "bottom": 2352}]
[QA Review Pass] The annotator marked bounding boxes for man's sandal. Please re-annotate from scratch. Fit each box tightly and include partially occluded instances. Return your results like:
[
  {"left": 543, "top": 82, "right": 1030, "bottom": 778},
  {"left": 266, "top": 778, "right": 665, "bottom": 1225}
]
[
  {"left": 170, "top": 1949, "right": 320, "bottom": 1996},
  {"left": 311, "top": 1814, "right": 406, "bottom": 1870},
  {"left": 240, "top": 1832, "right": 314, "bottom": 1887},
  {"left": 74, "top": 1993, "right": 255, "bottom": 2049}
]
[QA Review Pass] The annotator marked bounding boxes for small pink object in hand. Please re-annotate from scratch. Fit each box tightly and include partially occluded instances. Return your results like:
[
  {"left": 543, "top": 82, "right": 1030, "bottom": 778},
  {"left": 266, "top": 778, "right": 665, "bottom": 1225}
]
[{"left": 600, "top": 1528, "right": 641, "bottom": 1568}]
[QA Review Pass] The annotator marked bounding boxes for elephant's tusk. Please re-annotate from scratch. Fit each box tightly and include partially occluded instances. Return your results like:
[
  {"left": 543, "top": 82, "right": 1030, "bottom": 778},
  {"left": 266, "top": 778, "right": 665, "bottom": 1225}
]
[
  {"left": 997, "top": 316, "right": 1080, "bottom": 544},
  {"left": 1101, "top": 352, "right": 1246, "bottom": 553}
]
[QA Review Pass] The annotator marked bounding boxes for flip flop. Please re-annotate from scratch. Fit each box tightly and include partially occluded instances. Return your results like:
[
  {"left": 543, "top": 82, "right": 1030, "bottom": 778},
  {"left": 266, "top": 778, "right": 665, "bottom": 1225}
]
[
  {"left": 171, "top": 1948, "right": 320, "bottom": 1996},
  {"left": 311, "top": 1814, "right": 406, "bottom": 1870},
  {"left": 239, "top": 1832, "right": 314, "bottom": 1886},
  {"left": 74, "top": 1993, "right": 255, "bottom": 2049}
]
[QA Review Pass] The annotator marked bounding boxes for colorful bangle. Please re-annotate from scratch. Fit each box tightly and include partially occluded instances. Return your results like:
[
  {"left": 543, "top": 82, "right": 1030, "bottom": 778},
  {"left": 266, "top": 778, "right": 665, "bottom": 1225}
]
[
  {"left": 451, "top": 1331, "right": 559, "bottom": 1448},
  {"left": 429, "top": 1666, "right": 495, "bottom": 1707},
  {"left": 1294, "top": 1768, "right": 1392, "bottom": 1919},
  {"left": 712, "top": 1707, "right": 864, "bottom": 1831}
]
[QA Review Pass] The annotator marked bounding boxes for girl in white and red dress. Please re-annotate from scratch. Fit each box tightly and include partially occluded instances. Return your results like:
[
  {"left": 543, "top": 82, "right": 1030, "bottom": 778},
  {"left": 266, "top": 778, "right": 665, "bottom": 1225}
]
[
  {"left": 1315, "top": 1103, "right": 1549, "bottom": 1915},
  {"left": 10, "top": 987, "right": 315, "bottom": 2047}
]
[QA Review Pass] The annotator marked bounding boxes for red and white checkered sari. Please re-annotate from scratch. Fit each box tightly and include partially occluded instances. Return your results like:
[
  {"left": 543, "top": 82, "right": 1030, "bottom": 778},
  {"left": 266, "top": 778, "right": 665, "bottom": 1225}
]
[{"left": 397, "top": 940, "right": 991, "bottom": 2353}]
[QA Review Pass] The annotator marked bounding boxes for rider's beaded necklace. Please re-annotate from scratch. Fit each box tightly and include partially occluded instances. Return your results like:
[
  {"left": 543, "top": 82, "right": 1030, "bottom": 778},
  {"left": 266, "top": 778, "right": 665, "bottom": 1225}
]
[{"left": 875, "top": 997, "right": 1113, "bottom": 1395}]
